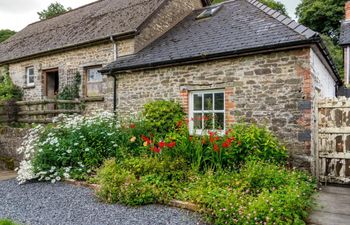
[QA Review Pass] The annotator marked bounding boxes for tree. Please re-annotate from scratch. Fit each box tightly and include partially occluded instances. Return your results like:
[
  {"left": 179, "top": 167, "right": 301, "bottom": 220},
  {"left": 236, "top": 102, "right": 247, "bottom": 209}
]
[
  {"left": 0, "top": 29, "right": 16, "bottom": 43},
  {"left": 37, "top": 2, "right": 72, "bottom": 20},
  {"left": 296, "top": 0, "right": 346, "bottom": 43},
  {"left": 212, "top": 0, "right": 288, "bottom": 16},
  {"left": 321, "top": 34, "right": 344, "bottom": 78}
]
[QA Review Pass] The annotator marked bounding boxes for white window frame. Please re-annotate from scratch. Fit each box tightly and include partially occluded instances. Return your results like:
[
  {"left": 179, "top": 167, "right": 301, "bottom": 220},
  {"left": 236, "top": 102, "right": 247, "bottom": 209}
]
[
  {"left": 189, "top": 89, "right": 225, "bottom": 135},
  {"left": 86, "top": 66, "right": 103, "bottom": 83},
  {"left": 26, "top": 66, "right": 35, "bottom": 86}
]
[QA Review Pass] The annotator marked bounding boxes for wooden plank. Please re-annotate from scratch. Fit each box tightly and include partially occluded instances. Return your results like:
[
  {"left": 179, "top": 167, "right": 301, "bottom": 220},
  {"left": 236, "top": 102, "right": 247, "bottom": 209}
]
[
  {"left": 319, "top": 152, "right": 350, "bottom": 159},
  {"left": 17, "top": 118, "right": 53, "bottom": 124},
  {"left": 319, "top": 128, "right": 350, "bottom": 134},
  {"left": 18, "top": 110, "right": 81, "bottom": 116}
]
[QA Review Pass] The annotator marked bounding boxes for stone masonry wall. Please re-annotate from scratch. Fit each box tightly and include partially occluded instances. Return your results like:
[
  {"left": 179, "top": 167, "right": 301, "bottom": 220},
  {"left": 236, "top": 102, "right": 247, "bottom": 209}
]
[
  {"left": 7, "top": 43, "right": 115, "bottom": 111},
  {"left": 112, "top": 48, "right": 319, "bottom": 169},
  {"left": 134, "top": 0, "right": 203, "bottom": 53},
  {"left": 0, "top": 127, "right": 28, "bottom": 170}
]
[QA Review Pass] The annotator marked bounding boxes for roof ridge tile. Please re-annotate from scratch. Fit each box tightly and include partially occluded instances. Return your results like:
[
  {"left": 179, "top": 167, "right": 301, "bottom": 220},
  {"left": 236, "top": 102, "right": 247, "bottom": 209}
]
[{"left": 244, "top": 0, "right": 317, "bottom": 39}]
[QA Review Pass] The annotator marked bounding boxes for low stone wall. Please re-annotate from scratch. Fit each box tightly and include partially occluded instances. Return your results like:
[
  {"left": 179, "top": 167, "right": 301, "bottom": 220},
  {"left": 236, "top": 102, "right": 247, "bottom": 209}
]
[{"left": 0, "top": 127, "right": 28, "bottom": 170}]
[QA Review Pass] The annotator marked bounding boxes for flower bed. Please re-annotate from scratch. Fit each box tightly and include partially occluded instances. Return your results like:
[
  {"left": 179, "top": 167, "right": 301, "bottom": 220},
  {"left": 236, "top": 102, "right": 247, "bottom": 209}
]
[{"left": 16, "top": 101, "right": 317, "bottom": 224}]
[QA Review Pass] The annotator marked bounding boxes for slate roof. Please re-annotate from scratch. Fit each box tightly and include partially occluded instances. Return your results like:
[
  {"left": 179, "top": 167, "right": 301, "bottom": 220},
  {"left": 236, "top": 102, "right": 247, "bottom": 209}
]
[
  {"left": 102, "top": 0, "right": 337, "bottom": 79},
  {"left": 340, "top": 21, "right": 350, "bottom": 45},
  {"left": 0, "top": 0, "right": 166, "bottom": 63}
]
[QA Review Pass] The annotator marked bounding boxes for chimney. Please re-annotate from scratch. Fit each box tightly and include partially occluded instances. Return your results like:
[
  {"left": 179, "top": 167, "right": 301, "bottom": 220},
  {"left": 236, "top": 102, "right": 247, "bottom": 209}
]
[{"left": 346, "top": 1, "right": 350, "bottom": 20}]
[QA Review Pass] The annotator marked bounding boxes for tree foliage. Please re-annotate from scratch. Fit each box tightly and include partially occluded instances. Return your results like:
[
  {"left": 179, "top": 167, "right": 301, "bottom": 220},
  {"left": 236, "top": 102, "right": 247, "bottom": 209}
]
[
  {"left": 212, "top": 0, "right": 288, "bottom": 16},
  {"left": 296, "top": 0, "right": 346, "bottom": 43},
  {"left": 321, "top": 34, "right": 344, "bottom": 79},
  {"left": 37, "top": 2, "right": 72, "bottom": 20},
  {"left": 0, "top": 29, "right": 16, "bottom": 43}
]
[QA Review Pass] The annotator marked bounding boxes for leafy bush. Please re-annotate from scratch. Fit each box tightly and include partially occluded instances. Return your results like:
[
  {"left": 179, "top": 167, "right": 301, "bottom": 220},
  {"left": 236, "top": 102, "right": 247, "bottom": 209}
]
[
  {"left": 143, "top": 100, "right": 184, "bottom": 134},
  {"left": 160, "top": 122, "right": 287, "bottom": 171},
  {"left": 0, "top": 67, "right": 23, "bottom": 102},
  {"left": 0, "top": 219, "right": 18, "bottom": 225},
  {"left": 97, "top": 158, "right": 316, "bottom": 224},
  {"left": 57, "top": 72, "right": 81, "bottom": 109},
  {"left": 97, "top": 156, "right": 192, "bottom": 206}
]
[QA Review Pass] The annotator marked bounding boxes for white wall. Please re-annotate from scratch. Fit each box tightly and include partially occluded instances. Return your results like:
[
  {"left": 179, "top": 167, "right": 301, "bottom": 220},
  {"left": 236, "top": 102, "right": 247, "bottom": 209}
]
[{"left": 310, "top": 49, "right": 336, "bottom": 98}]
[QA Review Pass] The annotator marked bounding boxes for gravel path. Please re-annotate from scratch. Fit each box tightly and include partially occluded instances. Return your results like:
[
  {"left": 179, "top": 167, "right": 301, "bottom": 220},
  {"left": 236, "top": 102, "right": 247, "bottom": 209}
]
[{"left": 0, "top": 179, "right": 205, "bottom": 225}]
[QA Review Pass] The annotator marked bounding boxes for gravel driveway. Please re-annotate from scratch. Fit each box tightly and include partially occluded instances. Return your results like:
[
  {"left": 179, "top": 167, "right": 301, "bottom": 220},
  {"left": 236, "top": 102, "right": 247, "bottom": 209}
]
[{"left": 0, "top": 179, "right": 204, "bottom": 225}]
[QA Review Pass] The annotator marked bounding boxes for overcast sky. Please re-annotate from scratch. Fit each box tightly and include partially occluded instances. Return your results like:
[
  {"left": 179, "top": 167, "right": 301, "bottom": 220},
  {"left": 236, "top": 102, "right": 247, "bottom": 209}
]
[{"left": 0, "top": 0, "right": 301, "bottom": 31}]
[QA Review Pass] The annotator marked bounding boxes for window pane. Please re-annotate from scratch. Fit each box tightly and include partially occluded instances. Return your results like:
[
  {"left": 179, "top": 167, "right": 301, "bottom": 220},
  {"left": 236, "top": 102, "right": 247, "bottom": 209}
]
[
  {"left": 193, "top": 94, "right": 202, "bottom": 111},
  {"left": 215, "top": 93, "right": 224, "bottom": 110},
  {"left": 29, "top": 76, "right": 35, "bottom": 84},
  {"left": 214, "top": 113, "right": 224, "bottom": 130},
  {"left": 28, "top": 68, "right": 34, "bottom": 76},
  {"left": 204, "top": 94, "right": 213, "bottom": 110},
  {"left": 204, "top": 113, "right": 213, "bottom": 130},
  {"left": 88, "top": 68, "right": 102, "bottom": 82},
  {"left": 193, "top": 113, "right": 202, "bottom": 129}
]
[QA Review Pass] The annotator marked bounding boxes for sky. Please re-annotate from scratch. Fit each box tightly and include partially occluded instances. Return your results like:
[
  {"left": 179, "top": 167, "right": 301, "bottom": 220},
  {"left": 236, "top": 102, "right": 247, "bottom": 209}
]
[{"left": 0, "top": 0, "right": 301, "bottom": 31}]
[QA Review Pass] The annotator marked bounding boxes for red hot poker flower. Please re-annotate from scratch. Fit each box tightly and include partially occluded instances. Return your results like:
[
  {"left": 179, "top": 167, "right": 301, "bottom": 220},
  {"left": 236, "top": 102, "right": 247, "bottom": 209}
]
[{"left": 129, "top": 123, "right": 136, "bottom": 129}]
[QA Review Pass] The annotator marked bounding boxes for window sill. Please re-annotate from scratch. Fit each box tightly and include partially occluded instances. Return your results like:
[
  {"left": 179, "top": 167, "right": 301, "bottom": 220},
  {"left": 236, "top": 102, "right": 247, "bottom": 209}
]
[
  {"left": 82, "top": 96, "right": 105, "bottom": 102},
  {"left": 23, "top": 85, "right": 35, "bottom": 89}
]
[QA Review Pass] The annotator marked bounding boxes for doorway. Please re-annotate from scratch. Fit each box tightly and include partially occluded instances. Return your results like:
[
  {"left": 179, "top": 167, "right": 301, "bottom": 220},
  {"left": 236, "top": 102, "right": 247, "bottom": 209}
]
[{"left": 44, "top": 69, "right": 59, "bottom": 98}]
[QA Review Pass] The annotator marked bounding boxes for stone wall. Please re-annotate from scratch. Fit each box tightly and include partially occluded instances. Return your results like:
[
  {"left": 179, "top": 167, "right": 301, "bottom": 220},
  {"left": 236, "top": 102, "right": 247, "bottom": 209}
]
[
  {"left": 0, "top": 127, "right": 28, "bottom": 170},
  {"left": 7, "top": 42, "right": 115, "bottom": 111},
  {"left": 111, "top": 48, "right": 337, "bottom": 170}
]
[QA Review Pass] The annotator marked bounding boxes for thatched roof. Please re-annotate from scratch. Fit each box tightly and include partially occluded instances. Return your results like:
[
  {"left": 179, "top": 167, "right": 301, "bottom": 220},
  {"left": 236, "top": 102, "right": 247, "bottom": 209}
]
[{"left": 0, "top": 0, "right": 166, "bottom": 64}]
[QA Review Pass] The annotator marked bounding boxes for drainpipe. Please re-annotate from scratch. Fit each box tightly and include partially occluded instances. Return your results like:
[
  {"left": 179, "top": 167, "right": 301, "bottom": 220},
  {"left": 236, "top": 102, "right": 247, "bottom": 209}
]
[{"left": 110, "top": 36, "right": 118, "bottom": 114}]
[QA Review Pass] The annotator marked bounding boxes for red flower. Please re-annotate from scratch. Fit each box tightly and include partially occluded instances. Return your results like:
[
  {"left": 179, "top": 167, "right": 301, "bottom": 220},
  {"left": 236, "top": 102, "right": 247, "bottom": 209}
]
[
  {"left": 176, "top": 120, "right": 183, "bottom": 128},
  {"left": 210, "top": 136, "right": 215, "bottom": 143},
  {"left": 202, "top": 138, "right": 207, "bottom": 144},
  {"left": 213, "top": 144, "right": 220, "bottom": 152},
  {"left": 129, "top": 123, "right": 136, "bottom": 129},
  {"left": 237, "top": 141, "right": 241, "bottom": 146},
  {"left": 189, "top": 136, "right": 193, "bottom": 141},
  {"left": 141, "top": 135, "right": 152, "bottom": 145},
  {"left": 167, "top": 141, "right": 176, "bottom": 148},
  {"left": 159, "top": 141, "right": 166, "bottom": 148},
  {"left": 222, "top": 141, "right": 231, "bottom": 148},
  {"left": 150, "top": 146, "right": 161, "bottom": 153}
]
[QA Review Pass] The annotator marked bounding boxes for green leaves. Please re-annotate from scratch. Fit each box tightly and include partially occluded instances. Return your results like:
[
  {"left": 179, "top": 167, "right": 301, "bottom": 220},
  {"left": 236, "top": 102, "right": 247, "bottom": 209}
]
[
  {"left": 143, "top": 100, "right": 184, "bottom": 134},
  {"left": 0, "top": 29, "right": 16, "bottom": 43},
  {"left": 37, "top": 2, "right": 72, "bottom": 20}
]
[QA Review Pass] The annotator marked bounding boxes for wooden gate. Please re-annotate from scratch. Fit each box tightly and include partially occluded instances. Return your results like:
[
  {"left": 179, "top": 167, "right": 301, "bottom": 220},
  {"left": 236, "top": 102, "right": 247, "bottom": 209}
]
[{"left": 317, "top": 98, "right": 350, "bottom": 184}]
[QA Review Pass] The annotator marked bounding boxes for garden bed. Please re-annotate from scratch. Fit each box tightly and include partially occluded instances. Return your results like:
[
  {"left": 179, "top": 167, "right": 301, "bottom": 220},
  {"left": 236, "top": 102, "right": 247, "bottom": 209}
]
[{"left": 15, "top": 101, "right": 317, "bottom": 225}]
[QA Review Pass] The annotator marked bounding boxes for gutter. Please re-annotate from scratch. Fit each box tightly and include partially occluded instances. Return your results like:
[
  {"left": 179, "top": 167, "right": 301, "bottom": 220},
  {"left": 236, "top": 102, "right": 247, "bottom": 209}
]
[
  {"left": 0, "top": 30, "right": 137, "bottom": 66},
  {"left": 102, "top": 38, "right": 340, "bottom": 81}
]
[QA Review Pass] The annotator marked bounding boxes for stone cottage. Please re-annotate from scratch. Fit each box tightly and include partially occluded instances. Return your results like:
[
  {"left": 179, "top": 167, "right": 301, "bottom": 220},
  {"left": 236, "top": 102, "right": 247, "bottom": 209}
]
[{"left": 0, "top": 0, "right": 342, "bottom": 171}]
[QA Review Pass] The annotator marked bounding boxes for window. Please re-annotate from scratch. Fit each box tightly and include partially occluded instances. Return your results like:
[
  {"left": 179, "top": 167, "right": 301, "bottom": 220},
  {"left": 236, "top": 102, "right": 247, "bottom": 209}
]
[
  {"left": 85, "top": 66, "right": 103, "bottom": 97},
  {"left": 196, "top": 5, "right": 222, "bottom": 20},
  {"left": 189, "top": 90, "right": 225, "bottom": 135},
  {"left": 87, "top": 67, "right": 102, "bottom": 83},
  {"left": 26, "top": 66, "right": 34, "bottom": 86}
]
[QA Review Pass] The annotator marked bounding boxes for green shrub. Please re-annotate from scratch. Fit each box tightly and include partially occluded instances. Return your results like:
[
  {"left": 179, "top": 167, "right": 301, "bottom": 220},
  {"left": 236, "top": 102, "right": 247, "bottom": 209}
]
[
  {"left": 162, "top": 122, "right": 287, "bottom": 171},
  {"left": 143, "top": 100, "right": 184, "bottom": 134},
  {"left": 57, "top": 72, "right": 81, "bottom": 109},
  {"left": 97, "top": 156, "right": 192, "bottom": 205},
  {"left": 0, "top": 67, "right": 23, "bottom": 102},
  {"left": 0, "top": 219, "right": 19, "bottom": 225},
  {"left": 177, "top": 161, "right": 316, "bottom": 225}
]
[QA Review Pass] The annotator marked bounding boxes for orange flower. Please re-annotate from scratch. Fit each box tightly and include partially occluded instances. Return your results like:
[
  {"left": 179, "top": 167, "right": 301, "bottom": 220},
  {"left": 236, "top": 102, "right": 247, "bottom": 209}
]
[{"left": 129, "top": 123, "right": 136, "bottom": 129}]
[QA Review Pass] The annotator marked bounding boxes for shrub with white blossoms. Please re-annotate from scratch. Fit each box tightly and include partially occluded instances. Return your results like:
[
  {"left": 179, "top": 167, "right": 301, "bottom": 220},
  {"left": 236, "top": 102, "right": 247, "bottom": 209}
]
[{"left": 17, "top": 111, "right": 121, "bottom": 184}]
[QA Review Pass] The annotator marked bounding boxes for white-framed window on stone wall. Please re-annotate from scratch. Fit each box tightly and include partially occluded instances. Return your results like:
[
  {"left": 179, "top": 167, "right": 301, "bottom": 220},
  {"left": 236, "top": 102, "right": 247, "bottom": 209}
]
[
  {"left": 84, "top": 66, "right": 103, "bottom": 97},
  {"left": 26, "top": 66, "right": 35, "bottom": 86},
  {"left": 189, "top": 89, "right": 225, "bottom": 135}
]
